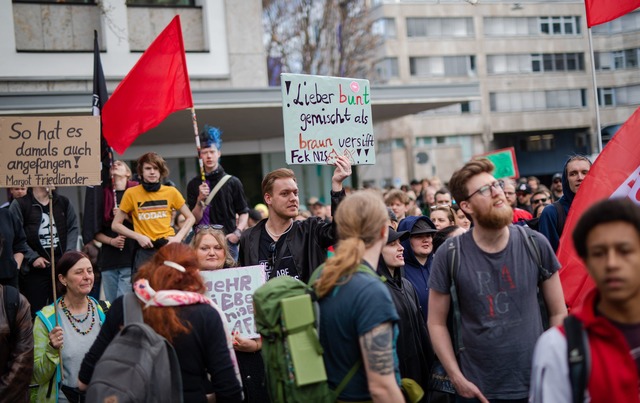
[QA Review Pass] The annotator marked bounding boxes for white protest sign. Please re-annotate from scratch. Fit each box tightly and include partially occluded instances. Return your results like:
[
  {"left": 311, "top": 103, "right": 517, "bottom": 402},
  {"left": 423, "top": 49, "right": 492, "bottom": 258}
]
[
  {"left": 201, "top": 265, "right": 266, "bottom": 338},
  {"left": 0, "top": 116, "right": 101, "bottom": 188},
  {"left": 281, "top": 73, "right": 375, "bottom": 165}
]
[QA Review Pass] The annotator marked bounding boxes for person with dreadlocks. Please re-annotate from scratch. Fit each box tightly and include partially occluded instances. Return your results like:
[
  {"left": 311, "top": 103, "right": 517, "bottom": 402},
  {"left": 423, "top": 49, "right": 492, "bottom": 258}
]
[{"left": 187, "top": 126, "right": 250, "bottom": 260}]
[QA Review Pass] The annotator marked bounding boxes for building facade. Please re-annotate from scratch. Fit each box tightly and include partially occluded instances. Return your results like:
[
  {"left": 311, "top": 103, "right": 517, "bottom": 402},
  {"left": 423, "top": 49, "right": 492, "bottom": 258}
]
[{"left": 366, "top": 0, "right": 640, "bottom": 186}]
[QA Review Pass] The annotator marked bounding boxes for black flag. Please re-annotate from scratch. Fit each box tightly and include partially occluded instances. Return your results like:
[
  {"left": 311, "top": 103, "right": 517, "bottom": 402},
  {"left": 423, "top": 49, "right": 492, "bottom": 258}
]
[{"left": 82, "top": 31, "right": 111, "bottom": 244}]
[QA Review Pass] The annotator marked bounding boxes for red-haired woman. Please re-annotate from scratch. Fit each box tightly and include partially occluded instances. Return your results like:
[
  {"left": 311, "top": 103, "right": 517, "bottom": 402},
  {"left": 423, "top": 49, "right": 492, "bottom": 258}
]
[{"left": 78, "top": 243, "right": 243, "bottom": 403}]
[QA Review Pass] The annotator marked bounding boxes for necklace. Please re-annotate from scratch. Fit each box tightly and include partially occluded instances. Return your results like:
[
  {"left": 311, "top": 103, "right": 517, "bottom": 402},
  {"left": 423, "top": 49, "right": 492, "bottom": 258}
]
[
  {"left": 61, "top": 296, "right": 96, "bottom": 335},
  {"left": 265, "top": 221, "right": 293, "bottom": 240}
]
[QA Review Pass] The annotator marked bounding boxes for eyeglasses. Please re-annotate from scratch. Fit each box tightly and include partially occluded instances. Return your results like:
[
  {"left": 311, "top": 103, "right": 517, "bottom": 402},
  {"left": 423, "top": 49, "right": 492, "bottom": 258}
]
[
  {"left": 464, "top": 180, "right": 504, "bottom": 201},
  {"left": 532, "top": 197, "right": 548, "bottom": 205},
  {"left": 196, "top": 224, "right": 224, "bottom": 233},
  {"left": 553, "top": 179, "right": 562, "bottom": 183},
  {"left": 504, "top": 191, "right": 516, "bottom": 196}
]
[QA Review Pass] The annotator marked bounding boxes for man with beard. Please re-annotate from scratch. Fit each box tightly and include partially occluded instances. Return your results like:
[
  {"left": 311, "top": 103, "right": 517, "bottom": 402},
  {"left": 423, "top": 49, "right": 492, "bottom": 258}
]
[
  {"left": 427, "top": 158, "right": 567, "bottom": 402},
  {"left": 238, "top": 155, "right": 351, "bottom": 282},
  {"left": 504, "top": 180, "right": 533, "bottom": 224}
]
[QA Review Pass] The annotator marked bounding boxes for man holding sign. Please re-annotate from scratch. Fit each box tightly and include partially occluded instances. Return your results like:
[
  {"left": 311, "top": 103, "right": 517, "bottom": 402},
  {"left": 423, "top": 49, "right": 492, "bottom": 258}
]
[{"left": 239, "top": 156, "right": 351, "bottom": 282}]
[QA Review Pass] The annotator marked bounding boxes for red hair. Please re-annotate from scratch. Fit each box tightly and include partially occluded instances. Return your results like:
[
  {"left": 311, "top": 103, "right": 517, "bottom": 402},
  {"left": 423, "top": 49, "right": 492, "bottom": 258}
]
[{"left": 134, "top": 243, "right": 205, "bottom": 342}]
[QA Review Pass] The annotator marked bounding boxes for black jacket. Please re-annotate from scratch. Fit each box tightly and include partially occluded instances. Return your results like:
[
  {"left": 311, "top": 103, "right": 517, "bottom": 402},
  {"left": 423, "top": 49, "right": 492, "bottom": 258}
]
[
  {"left": 238, "top": 190, "right": 345, "bottom": 283},
  {"left": 0, "top": 209, "right": 28, "bottom": 281},
  {"left": 376, "top": 260, "right": 433, "bottom": 390}
]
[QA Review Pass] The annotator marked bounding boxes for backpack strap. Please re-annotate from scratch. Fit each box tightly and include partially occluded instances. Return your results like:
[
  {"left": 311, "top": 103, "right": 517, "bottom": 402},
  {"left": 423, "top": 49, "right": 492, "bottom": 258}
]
[
  {"left": 98, "top": 300, "right": 110, "bottom": 314},
  {"left": 334, "top": 360, "right": 362, "bottom": 398},
  {"left": 165, "top": 339, "right": 184, "bottom": 403},
  {"left": 123, "top": 293, "right": 143, "bottom": 325},
  {"left": 564, "top": 315, "right": 589, "bottom": 403},
  {"left": 553, "top": 201, "right": 567, "bottom": 236},
  {"left": 448, "top": 236, "right": 464, "bottom": 355},
  {"left": 203, "top": 174, "right": 232, "bottom": 207},
  {"left": 3, "top": 285, "right": 20, "bottom": 337}
]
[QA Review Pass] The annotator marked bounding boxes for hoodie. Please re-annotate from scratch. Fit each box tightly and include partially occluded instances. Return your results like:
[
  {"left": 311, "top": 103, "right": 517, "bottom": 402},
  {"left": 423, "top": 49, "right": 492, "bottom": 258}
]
[
  {"left": 538, "top": 157, "right": 580, "bottom": 252},
  {"left": 397, "top": 216, "right": 436, "bottom": 322}
]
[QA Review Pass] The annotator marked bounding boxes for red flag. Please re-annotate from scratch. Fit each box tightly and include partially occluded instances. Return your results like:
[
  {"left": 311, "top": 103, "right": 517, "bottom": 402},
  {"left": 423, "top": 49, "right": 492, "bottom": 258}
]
[
  {"left": 557, "top": 107, "right": 640, "bottom": 310},
  {"left": 102, "top": 16, "right": 193, "bottom": 154},
  {"left": 585, "top": 0, "right": 640, "bottom": 27}
]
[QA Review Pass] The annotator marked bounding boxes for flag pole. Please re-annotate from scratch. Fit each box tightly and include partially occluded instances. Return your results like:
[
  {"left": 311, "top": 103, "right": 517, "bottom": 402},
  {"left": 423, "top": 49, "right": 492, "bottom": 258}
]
[
  {"left": 587, "top": 27, "right": 603, "bottom": 153},
  {"left": 48, "top": 187, "right": 64, "bottom": 378},
  {"left": 191, "top": 107, "right": 205, "bottom": 181}
]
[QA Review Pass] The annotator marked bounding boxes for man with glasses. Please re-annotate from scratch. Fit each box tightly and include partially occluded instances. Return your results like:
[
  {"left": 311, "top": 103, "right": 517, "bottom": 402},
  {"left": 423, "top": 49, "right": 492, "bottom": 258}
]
[
  {"left": 531, "top": 189, "right": 552, "bottom": 217},
  {"left": 238, "top": 156, "right": 352, "bottom": 282},
  {"left": 427, "top": 158, "right": 566, "bottom": 403}
]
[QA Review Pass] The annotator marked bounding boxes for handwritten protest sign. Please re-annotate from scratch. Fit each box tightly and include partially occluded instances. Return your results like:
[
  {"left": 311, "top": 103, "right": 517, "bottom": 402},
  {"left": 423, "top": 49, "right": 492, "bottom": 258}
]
[
  {"left": 475, "top": 147, "right": 519, "bottom": 179},
  {"left": 201, "top": 265, "right": 266, "bottom": 338},
  {"left": 0, "top": 116, "right": 101, "bottom": 187},
  {"left": 281, "top": 73, "right": 375, "bottom": 165}
]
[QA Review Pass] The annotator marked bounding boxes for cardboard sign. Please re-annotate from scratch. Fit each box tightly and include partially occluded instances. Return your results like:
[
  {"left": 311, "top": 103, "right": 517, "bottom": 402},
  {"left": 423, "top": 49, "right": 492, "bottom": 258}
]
[
  {"left": 475, "top": 147, "right": 519, "bottom": 179},
  {"left": 201, "top": 265, "right": 266, "bottom": 338},
  {"left": 0, "top": 116, "right": 101, "bottom": 187},
  {"left": 281, "top": 73, "right": 375, "bottom": 165}
]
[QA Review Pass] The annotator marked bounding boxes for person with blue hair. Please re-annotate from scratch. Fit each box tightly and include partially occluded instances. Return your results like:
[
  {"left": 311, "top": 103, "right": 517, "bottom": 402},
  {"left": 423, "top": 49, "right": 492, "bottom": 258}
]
[{"left": 187, "top": 125, "right": 250, "bottom": 260}]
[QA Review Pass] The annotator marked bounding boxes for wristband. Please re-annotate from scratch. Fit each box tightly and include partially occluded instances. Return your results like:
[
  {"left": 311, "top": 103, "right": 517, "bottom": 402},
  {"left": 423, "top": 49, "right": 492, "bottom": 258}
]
[
  {"left": 199, "top": 200, "right": 206, "bottom": 208},
  {"left": 233, "top": 228, "right": 242, "bottom": 237}
]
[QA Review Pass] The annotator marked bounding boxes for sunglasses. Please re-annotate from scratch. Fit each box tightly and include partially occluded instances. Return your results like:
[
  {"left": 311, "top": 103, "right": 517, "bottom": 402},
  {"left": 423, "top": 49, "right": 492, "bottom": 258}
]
[
  {"left": 553, "top": 179, "right": 562, "bottom": 183},
  {"left": 196, "top": 224, "right": 224, "bottom": 232},
  {"left": 532, "top": 197, "right": 548, "bottom": 205}
]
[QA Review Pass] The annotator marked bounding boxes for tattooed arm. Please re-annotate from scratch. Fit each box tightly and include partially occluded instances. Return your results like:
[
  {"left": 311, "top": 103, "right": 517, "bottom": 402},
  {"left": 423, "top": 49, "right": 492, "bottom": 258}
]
[{"left": 358, "top": 322, "right": 404, "bottom": 403}]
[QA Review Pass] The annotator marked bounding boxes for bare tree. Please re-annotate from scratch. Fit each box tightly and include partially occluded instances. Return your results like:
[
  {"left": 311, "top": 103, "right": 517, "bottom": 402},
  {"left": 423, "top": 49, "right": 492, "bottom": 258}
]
[{"left": 263, "top": 0, "right": 380, "bottom": 83}]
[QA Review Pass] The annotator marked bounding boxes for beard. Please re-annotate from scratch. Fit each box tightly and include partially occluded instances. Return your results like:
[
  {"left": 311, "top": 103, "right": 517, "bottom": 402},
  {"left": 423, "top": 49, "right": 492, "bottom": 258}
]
[{"left": 474, "top": 203, "right": 513, "bottom": 230}]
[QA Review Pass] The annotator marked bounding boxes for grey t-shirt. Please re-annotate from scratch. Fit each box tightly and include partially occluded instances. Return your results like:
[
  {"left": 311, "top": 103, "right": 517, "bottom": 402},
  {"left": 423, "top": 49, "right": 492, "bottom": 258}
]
[{"left": 428, "top": 225, "right": 560, "bottom": 400}]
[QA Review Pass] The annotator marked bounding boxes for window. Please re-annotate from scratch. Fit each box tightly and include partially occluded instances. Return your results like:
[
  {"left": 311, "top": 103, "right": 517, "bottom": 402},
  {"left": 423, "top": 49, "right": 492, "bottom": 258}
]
[
  {"left": 520, "top": 134, "right": 555, "bottom": 152},
  {"left": 598, "top": 88, "right": 616, "bottom": 106},
  {"left": 407, "top": 17, "right": 474, "bottom": 38},
  {"left": 596, "top": 47, "right": 640, "bottom": 70},
  {"left": 13, "top": 0, "right": 94, "bottom": 2},
  {"left": 373, "top": 18, "right": 396, "bottom": 39},
  {"left": 616, "top": 84, "right": 640, "bottom": 105},
  {"left": 490, "top": 89, "right": 586, "bottom": 112},
  {"left": 592, "top": 11, "right": 640, "bottom": 34},
  {"left": 126, "top": 0, "right": 194, "bottom": 5},
  {"left": 375, "top": 58, "right": 399, "bottom": 81},
  {"left": 487, "top": 53, "right": 583, "bottom": 74},
  {"left": 392, "top": 139, "right": 406, "bottom": 149},
  {"left": 410, "top": 56, "right": 475, "bottom": 77},
  {"left": 539, "top": 16, "right": 581, "bottom": 35},
  {"left": 485, "top": 16, "right": 580, "bottom": 36}
]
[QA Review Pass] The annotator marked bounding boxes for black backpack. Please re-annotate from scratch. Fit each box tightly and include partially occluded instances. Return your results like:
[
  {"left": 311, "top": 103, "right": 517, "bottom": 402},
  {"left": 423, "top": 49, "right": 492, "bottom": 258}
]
[
  {"left": 86, "top": 293, "right": 183, "bottom": 403},
  {"left": 564, "top": 315, "right": 589, "bottom": 403},
  {"left": 3, "top": 285, "right": 21, "bottom": 335}
]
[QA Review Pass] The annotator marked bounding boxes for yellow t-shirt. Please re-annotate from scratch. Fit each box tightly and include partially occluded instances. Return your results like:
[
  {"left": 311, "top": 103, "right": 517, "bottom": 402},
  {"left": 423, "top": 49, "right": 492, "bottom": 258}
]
[{"left": 118, "top": 185, "right": 185, "bottom": 241}]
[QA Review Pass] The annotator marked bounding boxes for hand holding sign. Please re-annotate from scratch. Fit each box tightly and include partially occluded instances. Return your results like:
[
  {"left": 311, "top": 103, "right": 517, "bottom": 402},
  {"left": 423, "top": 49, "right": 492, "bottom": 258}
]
[{"left": 331, "top": 155, "right": 352, "bottom": 190}]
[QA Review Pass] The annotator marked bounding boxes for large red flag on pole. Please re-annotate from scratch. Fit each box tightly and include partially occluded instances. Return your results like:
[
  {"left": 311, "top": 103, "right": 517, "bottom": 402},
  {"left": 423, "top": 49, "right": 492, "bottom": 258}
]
[
  {"left": 585, "top": 0, "right": 640, "bottom": 27},
  {"left": 102, "top": 16, "right": 193, "bottom": 154},
  {"left": 557, "top": 107, "right": 640, "bottom": 310}
]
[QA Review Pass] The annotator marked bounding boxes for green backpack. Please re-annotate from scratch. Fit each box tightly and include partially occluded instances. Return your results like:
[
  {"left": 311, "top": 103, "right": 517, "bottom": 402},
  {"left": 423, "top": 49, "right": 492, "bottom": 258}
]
[{"left": 253, "top": 269, "right": 362, "bottom": 403}]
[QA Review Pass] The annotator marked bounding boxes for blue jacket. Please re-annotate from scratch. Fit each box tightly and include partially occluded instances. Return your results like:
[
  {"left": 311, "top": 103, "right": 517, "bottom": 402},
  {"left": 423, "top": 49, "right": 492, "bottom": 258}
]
[
  {"left": 538, "top": 158, "right": 576, "bottom": 252},
  {"left": 397, "top": 216, "right": 435, "bottom": 322}
]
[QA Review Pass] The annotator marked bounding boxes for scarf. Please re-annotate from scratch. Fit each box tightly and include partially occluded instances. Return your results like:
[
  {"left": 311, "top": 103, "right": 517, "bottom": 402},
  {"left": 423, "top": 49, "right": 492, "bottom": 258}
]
[
  {"left": 132, "top": 279, "right": 243, "bottom": 388},
  {"left": 141, "top": 181, "right": 161, "bottom": 192}
]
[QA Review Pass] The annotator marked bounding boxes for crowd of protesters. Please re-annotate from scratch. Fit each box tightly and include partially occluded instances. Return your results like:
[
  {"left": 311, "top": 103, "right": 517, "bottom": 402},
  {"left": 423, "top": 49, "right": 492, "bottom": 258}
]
[{"left": 1, "top": 124, "right": 638, "bottom": 403}]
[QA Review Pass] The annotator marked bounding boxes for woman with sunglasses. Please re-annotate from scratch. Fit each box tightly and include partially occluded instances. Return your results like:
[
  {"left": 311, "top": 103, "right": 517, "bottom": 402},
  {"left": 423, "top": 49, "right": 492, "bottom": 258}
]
[{"left": 190, "top": 225, "right": 266, "bottom": 403}]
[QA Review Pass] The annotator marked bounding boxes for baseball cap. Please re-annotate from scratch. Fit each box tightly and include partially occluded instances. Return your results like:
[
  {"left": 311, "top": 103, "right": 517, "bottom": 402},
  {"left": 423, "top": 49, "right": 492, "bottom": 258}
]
[
  {"left": 552, "top": 173, "right": 562, "bottom": 182},
  {"left": 387, "top": 207, "right": 398, "bottom": 223},
  {"left": 517, "top": 183, "right": 532, "bottom": 194},
  {"left": 307, "top": 197, "right": 324, "bottom": 207},
  {"left": 387, "top": 227, "right": 410, "bottom": 244},
  {"left": 410, "top": 218, "right": 437, "bottom": 236}
]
